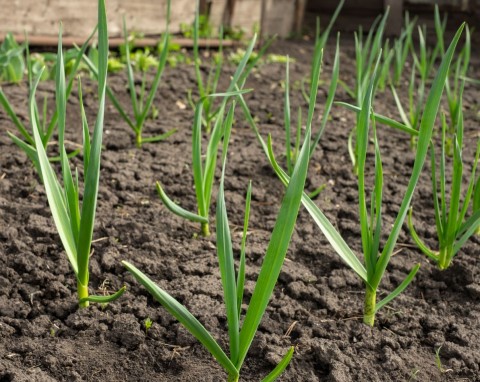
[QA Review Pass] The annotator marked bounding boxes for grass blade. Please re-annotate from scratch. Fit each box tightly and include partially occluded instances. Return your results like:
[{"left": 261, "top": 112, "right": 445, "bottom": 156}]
[
  {"left": 141, "top": 128, "right": 177, "bottom": 143},
  {"left": 79, "top": 50, "right": 136, "bottom": 131},
  {"left": 122, "top": 261, "right": 238, "bottom": 377},
  {"left": 237, "top": 122, "right": 311, "bottom": 369},
  {"left": 453, "top": 210, "right": 480, "bottom": 255},
  {"left": 237, "top": 92, "right": 369, "bottom": 283},
  {"left": 407, "top": 208, "right": 438, "bottom": 261},
  {"left": 374, "top": 264, "right": 420, "bottom": 313},
  {"left": 336, "top": 102, "right": 418, "bottom": 136},
  {"left": 261, "top": 346, "right": 294, "bottom": 382},
  {"left": 156, "top": 182, "right": 208, "bottom": 224},
  {"left": 30, "top": 69, "right": 78, "bottom": 275},
  {"left": 137, "top": 6, "right": 171, "bottom": 130},
  {"left": 123, "top": 17, "right": 139, "bottom": 120},
  {"left": 284, "top": 58, "right": 292, "bottom": 173},
  {"left": 79, "top": 285, "right": 127, "bottom": 304},
  {"left": 76, "top": 0, "right": 109, "bottom": 289},
  {"left": 78, "top": 78, "right": 91, "bottom": 171},
  {"left": 310, "top": 34, "right": 340, "bottom": 156},
  {"left": 215, "top": 101, "right": 239, "bottom": 364},
  {"left": 237, "top": 181, "right": 252, "bottom": 319}
]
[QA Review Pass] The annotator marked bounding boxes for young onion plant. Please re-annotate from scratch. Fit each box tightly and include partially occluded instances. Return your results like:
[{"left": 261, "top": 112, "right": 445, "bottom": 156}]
[
  {"left": 0, "top": 31, "right": 94, "bottom": 176},
  {"left": 156, "top": 36, "right": 258, "bottom": 237},
  {"left": 31, "top": 0, "right": 125, "bottom": 308},
  {"left": 241, "top": 25, "right": 465, "bottom": 326},
  {"left": 81, "top": 0, "right": 175, "bottom": 148},
  {"left": 408, "top": 88, "right": 480, "bottom": 270},
  {"left": 123, "top": 96, "right": 311, "bottom": 381}
]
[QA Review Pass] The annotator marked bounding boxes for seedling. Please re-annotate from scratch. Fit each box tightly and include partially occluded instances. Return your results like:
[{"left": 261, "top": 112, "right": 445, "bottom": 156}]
[
  {"left": 31, "top": 0, "right": 125, "bottom": 308},
  {"left": 408, "top": 91, "right": 480, "bottom": 270},
  {"left": 144, "top": 317, "right": 153, "bottom": 334},
  {"left": 156, "top": 36, "right": 258, "bottom": 236},
  {"left": 435, "top": 346, "right": 453, "bottom": 373},
  {"left": 241, "top": 24, "right": 465, "bottom": 326},
  {"left": 81, "top": 0, "right": 175, "bottom": 148},
  {"left": 124, "top": 91, "right": 311, "bottom": 380}
]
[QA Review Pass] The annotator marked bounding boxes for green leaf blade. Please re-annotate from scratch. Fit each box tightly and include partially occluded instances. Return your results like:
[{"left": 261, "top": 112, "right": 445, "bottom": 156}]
[{"left": 122, "top": 261, "right": 238, "bottom": 377}]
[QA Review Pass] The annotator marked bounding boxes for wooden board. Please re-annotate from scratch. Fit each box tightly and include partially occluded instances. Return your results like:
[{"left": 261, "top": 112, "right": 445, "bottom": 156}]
[{"left": 0, "top": 0, "right": 195, "bottom": 38}]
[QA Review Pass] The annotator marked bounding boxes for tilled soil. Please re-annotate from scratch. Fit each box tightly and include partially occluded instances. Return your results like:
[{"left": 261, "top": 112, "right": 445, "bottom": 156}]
[{"left": 0, "top": 37, "right": 479, "bottom": 382}]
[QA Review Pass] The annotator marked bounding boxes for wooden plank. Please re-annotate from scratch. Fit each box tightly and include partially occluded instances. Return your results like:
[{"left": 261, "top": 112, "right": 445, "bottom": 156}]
[
  {"left": 308, "top": 0, "right": 383, "bottom": 12},
  {"left": 0, "top": 0, "right": 195, "bottom": 38},
  {"left": 384, "top": 0, "right": 404, "bottom": 35},
  {"left": 263, "top": 0, "right": 296, "bottom": 36},
  {"left": 0, "top": 34, "right": 240, "bottom": 48},
  {"left": 294, "top": 0, "right": 308, "bottom": 35}
]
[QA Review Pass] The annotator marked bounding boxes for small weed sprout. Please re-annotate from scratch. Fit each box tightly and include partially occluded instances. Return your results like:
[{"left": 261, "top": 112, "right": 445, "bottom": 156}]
[
  {"left": 144, "top": 317, "right": 153, "bottom": 334},
  {"left": 435, "top": 345, "right": 453, "bottom": 374}
]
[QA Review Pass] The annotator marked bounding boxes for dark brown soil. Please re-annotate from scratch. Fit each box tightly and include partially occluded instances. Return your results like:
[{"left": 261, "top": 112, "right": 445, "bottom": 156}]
[{"left": 0, "top": 36, "right": 479, "bottom": 382}]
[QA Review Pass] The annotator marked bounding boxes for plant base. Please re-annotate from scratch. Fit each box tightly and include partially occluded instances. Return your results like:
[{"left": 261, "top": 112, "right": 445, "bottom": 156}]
[
  {"left": 363, "top": 286, "right": 376, "bottom": 326},
  {"left": 78, "top": 281, "right": 89, "bottom": 308},
  {"left": 201, "top": 222, "right": 210, "bottom": 237}
]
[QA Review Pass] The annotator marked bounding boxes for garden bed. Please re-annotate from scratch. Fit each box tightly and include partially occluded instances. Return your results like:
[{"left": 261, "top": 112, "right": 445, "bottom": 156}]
[{"left": 0, "top": 37, "right": 479, "bottom": 381}]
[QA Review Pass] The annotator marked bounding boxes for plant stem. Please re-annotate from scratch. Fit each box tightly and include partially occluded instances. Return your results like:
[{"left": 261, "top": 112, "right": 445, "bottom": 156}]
[
  {"left": 363, "top": 285, "right": 376, "bottom": 326},
  {"left": 201, "top": 222, "right": 210, "bottom": 237},
  {"left": 409, "top": 135, "right": 417, "bottom": 151},
  {"left": 227, "top": 373, "right": 239, "bottom": 382},
  {"left": 136, "top": 132, "right": 142, "bottom": 148},
  {"left": 78, "top": 281, "right": 89, "bottom": 308},
  {"left": 437, "top": 246, "right": 450, "bottom": 270},
  {"left": 206, "top": 119, "right": 212, "bottom": 135}
]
